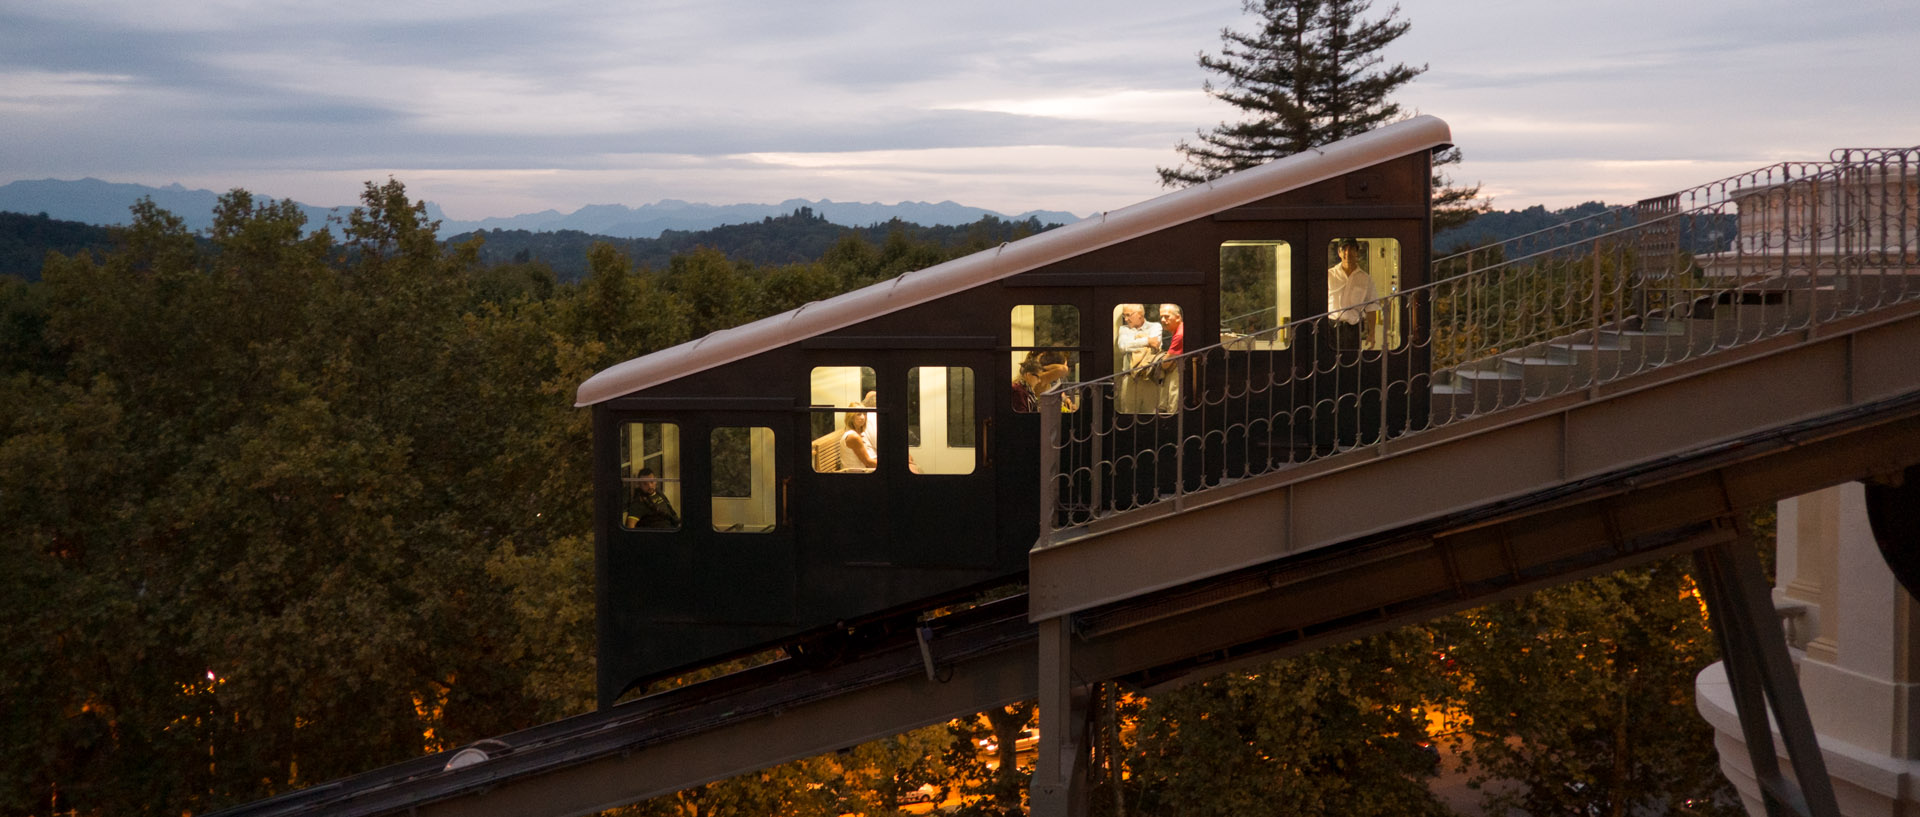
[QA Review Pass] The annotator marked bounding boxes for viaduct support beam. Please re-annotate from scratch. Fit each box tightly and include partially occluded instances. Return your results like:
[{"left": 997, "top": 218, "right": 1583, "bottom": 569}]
[
  {"left": 1691, "top": 529, "right": 1841, "bottom": 817},
  {"left": 1032, "top": 616, "right": 1088, "bottom": 817}
]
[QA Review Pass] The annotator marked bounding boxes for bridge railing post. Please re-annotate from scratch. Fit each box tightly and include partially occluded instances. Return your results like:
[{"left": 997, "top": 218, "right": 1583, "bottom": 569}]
[{"left": 1039, "top": 390, "right": 1061, "bottom": 547}]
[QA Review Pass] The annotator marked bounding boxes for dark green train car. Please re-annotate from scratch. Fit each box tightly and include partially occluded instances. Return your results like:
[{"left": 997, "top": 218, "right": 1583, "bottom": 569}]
[{"left": 577, "top": 116, "right": 1453, "bottom": 707}]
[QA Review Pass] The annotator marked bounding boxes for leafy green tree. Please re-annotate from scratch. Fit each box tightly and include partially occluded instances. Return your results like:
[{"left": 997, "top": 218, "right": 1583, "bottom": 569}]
[
  {"left": 874, "top": 226, "right": 949, "bottom": 281},
  {"left": 1159, "top": 0, "right": 1487, "bottom": 230},
  {"left": 0, "top": 273, "right": 58, "bottom": 377},
  {"left": 753, "top": 262, "right": 845, "bottom": 319},
  {"left": 0, "top": 181, "right": 603, "bottom": 814},
  {"left": 0, "top": 211, "right": 115, "bottom": 282},
  {"left": 940, "top": 703, "right": 1035, "bottom": 817},
  {"left": 624, "top": 758, "right": 841, "bottom": 817},
  {"left": 572, "top": 241, "right": 686, "bottom": 363},
  {"left": 1117, "top": 630, "right": 1455, "bottom": 817},
  {"left": 0, "top": 372, "right": 148, "bottom": 814},
  {"left": 1436, "top": 556, "right": 1742, "bottom": 817},
  {"left": 833, "top": 726, "right": 958, "bottom": 815},
  {"left": 662, "top": 247, "right": 755, "bottom": 344},
  {"left": 820, "top": 233, "right": 883, "bottom": 288}
]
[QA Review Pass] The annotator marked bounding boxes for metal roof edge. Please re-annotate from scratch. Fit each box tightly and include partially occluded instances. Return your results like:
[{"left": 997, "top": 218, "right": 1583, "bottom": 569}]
[{"left": 576, "top": 115, "right": 1452, "bottom": 406}]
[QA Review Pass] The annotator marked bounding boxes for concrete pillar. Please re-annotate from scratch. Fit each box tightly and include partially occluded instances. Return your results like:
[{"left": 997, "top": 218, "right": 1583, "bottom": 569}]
[
  {"left": 1696, "top": 483, "right": 1920, "bottom": 817},
  {"left": 1032, "top": 616, "right": 1087, "bottom": 817}
]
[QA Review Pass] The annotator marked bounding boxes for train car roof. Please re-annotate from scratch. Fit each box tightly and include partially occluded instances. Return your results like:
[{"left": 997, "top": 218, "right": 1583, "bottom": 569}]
[{"left": 576, "top": 115, "right": 1453, "bottom": 406}]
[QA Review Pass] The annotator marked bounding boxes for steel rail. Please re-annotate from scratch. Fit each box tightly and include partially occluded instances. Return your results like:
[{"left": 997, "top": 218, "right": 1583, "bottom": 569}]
[{"left": 203, "top": 597, "right": 1036, "bottom": 817}]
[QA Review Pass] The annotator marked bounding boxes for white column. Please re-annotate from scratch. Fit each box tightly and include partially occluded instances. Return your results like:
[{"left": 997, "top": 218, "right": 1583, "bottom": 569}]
[{"left": 1696, "top": 484, "right": 1920, "bottom": 817}]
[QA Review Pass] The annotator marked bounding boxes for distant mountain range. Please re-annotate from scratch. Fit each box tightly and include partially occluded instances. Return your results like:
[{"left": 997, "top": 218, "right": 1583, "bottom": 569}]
[
  {"left": 0, "top": 178, "right": 353, "bottom": 236},
  {"left": 0, "top": 178, "right": 1083, "bottom": 239},
  {"left": 5, "top": 176, "right": 1663, "bottom": 285}
]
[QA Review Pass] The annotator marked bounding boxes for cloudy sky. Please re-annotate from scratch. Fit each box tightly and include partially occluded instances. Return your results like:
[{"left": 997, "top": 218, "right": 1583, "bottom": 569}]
[{"left": 5, "top": 0, "right": 1917, "bottom": 221}]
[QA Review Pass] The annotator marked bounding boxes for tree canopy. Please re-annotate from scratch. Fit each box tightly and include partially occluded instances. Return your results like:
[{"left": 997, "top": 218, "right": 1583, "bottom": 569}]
[{"left": 0, "top": 183, "right": 1018, "bottom": 815}]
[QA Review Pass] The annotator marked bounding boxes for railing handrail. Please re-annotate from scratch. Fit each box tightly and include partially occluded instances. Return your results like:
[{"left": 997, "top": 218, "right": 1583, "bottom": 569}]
[
  {"left": 1432, "top": 157, "right": 1874, "bottom": 268},
  {"left": 1039, "top": 145, "right": 1920, "bottom": 544}
]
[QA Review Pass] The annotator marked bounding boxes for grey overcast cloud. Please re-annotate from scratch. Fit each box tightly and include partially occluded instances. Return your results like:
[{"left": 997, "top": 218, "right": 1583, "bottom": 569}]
[{"left": 4, "top": 0, "right": 1917, "bottom": 221}]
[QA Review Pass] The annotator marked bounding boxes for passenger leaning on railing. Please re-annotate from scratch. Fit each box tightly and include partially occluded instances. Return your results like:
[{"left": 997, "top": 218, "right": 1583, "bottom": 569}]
[
  {"left": 1157, "top": 305, "right": 1185, "bottom": 414},
  {"left": 1116, "top": 304, "right": 1163, "bottom": 414}
]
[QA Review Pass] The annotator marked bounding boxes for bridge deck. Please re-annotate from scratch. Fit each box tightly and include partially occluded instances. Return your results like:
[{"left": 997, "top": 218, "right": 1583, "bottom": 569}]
[{"left": 1031, "top": 299, "right": 1920, "bottom": 623}]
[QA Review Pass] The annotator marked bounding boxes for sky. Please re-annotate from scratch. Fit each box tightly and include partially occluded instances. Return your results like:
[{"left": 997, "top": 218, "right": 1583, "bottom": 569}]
[{"left": 4, "top": 0, "right": 1918, "bottom": 222}]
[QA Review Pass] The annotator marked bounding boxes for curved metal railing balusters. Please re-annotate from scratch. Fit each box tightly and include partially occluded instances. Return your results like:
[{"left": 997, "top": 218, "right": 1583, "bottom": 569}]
[{"left": 1035, "top": 148, "right": 1920, "bottom": 545}]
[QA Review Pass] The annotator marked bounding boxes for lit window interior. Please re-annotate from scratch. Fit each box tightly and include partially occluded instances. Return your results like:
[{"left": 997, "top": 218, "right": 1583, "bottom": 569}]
[{"left": 619, "top": 421, "right": 680, "bottom": 531}]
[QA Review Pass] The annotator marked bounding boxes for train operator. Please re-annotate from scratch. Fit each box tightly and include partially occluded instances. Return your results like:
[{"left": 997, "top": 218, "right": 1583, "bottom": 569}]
[
  {"left": 1328, "top": 238, "right": 1379, "bottom": 351},
  {"left": 625, "top": 468, "right": 680, "bottom": 529}
]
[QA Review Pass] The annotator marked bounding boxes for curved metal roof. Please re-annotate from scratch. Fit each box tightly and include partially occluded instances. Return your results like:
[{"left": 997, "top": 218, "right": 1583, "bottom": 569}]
[{"left": 577, "top": 115, "right": 1453, "bottom": 406}]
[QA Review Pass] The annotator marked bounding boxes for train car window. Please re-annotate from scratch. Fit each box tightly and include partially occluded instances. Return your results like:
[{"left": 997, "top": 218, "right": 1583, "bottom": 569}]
[
  {"left": 809, "top": 366, "right": 878, "bottom": 474},
  {"left": 618, "top": 421, "right": 682, "bottom": 531},
  {"left": 711, "top": 426, "right": 777, "bottom": 533},
  {"left": 1325, "top": 238, "right": 1405, "bottom": 351},
  {"left": 1010, "top": 305, "right": 1080, "bottom": 414},
  {"left": 906, "top": 366, "right": 975, "bottom": 474},
  {"left": 1220, "top": 240, "right": 1293, "bottom": 350},
  {"left": 1113, "top": 303, "right": 1186, "bottom": 415}
]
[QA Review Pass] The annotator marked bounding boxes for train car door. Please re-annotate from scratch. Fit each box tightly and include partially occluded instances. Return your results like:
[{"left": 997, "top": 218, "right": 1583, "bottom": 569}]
[
  {"left": 894, "top": 351, "right": 997, "bottom": 569},
  {"left": 604, "top": 407, "right": 798, "bottom": 627},
  {"left": 1305, "top": 220, "right": 1427, "bottom": 448},
  {"left": 801, "top": 362, "right": 891, "bottom": 567},
  {"left": 1215, "top": 226, "right": 1313, "bottom": 467},
  {"left": 801, "top": 351, "right": 997, "bottom": 570},
  {"left": 1095, "top": 285, "right": 1202, "bottom": 505},
  {"left": 1002, "top": 299, "right": 1091, "bottom": 549}
]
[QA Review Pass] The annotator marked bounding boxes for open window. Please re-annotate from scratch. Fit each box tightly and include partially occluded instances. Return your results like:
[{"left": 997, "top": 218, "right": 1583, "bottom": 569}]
[
  {"left": 1220, "top": 240, "right": 1293, "bottom": 350},
  {"left": 710, "top": 425, "right": 776, "bottom": 533},
  {"left": 809, "top": 366, "right": 877, "bottom": 474},
  {"left": 1010, "top": 305, "right": 1080, "bottom": 414},
  {"left": 907, "top": 366, "right": 975, "bottom": 474},
  {"left": 619, "top": 421, "right": 681, "bottom": 531},
  {"left": 1113, "top": 302, "right": 1185, "bottom": 415},
  {"left": 1325, "top": 237, "right": 1404, "bottom": 351}
]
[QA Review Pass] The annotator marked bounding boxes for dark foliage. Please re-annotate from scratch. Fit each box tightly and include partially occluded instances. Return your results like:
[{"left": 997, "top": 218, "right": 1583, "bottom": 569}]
[
  {"left": 0, "top": 212, "right": 116, "bottom": 282},
  {"left": 446, "top": 207, "right": 1059, "bottom": 282},
  {"left": 1159, "top": 0, "right": 1487, "bottom": 230},
  {"left": 1435, "top": 202, "right": 1742, "bottom": 257},
  {"left": 1435, "top": 202, "right": 1618, "bottom": 254}
]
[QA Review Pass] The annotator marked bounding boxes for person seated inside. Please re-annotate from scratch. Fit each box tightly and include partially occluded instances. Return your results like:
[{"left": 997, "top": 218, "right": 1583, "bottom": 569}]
[
  {"left": 842, "top": 404, "right": 878, "bottom": 471},
  {"left": 861, "top": 390, "right": 879, "bottom": 453},
  {"left": 1012, "top": 357, "right": 1043, "bottom": 412},
  {"left": 1014, "top": 350, "right": 1079, "bottom": 412},
  {"left": 1032, "top": 350, "right": 1072, "bottom": 389},
  {"left": 624, "top": 467, "right": 680, "bottom": 529}
]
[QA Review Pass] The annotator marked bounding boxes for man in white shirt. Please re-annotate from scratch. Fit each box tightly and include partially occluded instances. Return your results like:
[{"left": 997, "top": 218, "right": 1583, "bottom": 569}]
[
  {"left": 861, "top": 390, "right": 878, "bottom": 452},
  {"left": 1327, "top": 239, "right": 1377, "bottom": 351},
  {"left": 1114, "top": 304, "right": 1162, "bottom": 414}
]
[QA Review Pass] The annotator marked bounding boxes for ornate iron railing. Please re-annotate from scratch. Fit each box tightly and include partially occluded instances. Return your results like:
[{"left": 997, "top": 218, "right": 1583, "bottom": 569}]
[{"left": 1037, "top": 147, "right": 1920, "bottom": 544}]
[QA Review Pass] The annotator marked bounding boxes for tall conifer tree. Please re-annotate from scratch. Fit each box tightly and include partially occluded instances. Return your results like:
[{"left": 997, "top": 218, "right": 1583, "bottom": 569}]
[{"left": 1161, "top": 0, "right": 1487, "bottom": 230}]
